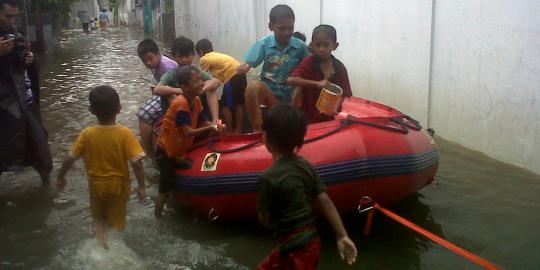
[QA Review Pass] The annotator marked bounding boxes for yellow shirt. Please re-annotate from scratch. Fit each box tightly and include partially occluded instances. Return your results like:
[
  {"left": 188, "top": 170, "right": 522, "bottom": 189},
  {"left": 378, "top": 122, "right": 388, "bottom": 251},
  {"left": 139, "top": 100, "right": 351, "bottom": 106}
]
[
  {"left": 70, "top": 125, "right": 145, "bottom": 198},
  {"left": 199, "top": 51, "right": 240, "bottom": 83}
]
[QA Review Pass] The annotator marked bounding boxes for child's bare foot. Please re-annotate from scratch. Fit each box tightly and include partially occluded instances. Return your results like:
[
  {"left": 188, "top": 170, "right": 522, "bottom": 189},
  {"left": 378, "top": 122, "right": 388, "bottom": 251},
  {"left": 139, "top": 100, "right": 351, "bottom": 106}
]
[
  {"left": 97, "top": 236, "right": 109, "bottom": 249},
  {"left": 98, "top": 240, "right": 109, "bottom": 250}
]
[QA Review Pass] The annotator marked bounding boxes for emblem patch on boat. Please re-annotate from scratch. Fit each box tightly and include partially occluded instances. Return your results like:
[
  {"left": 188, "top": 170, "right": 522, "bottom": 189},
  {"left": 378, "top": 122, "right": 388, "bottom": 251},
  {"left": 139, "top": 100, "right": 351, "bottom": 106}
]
[{"left": 201, "top": 152, "right": 220, "bottom": 171}]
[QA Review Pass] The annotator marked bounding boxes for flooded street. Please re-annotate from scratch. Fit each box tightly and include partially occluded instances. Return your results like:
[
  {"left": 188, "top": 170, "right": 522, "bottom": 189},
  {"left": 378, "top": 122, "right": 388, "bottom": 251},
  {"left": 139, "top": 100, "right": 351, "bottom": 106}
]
[{"left": 1, "top": 28, "right": 539, "bottom": 269}]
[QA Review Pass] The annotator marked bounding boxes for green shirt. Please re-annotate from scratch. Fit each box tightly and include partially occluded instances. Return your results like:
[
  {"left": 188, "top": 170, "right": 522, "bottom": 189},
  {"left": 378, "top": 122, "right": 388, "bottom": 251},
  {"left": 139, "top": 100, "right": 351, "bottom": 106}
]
[
  {"left": 159, "top": 65, "right": 214, "bottom": 87},
  {"left": 257, "top": 154, "right": 325, "bottom": 234},
  {"left": 158, "top": 65, "right": 214, "bottom": 111}
]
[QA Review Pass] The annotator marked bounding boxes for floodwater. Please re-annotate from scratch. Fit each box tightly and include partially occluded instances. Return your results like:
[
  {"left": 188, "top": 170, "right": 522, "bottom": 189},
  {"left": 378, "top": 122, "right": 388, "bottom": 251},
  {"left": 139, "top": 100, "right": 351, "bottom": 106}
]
[{"left": 1, "top": 28, "right": 539, "bottom": 270}]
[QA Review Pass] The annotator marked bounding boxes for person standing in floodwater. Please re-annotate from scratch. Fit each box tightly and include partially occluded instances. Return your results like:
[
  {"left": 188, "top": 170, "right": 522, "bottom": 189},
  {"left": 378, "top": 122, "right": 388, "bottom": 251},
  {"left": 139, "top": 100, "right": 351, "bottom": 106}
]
[
  {"left": 79, "top": 12, "right": 91, "bottom": 33},
  {"left": 257, "top": 104, "right": 357, "bottom": 269},
  {"left": 99, "top": 10, "right": 109, "bottom": 30},
  {"left": 56, "top": 85, "right": 146, "bottom": 249},
  {"left": 0, "top": 0, "right": 52, "bottom": 185}
]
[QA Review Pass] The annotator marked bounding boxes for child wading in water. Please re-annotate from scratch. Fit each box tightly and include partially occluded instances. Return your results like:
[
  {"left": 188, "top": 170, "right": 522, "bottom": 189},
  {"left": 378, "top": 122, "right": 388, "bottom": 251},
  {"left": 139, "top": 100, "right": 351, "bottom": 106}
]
[
  {"left": 257, "top": 104, "right": 357, "bottom": 269},
  {"left": 154, "top": 65, "right": 225, "bottom": 218},
  {"left": 56, "top": 85, "right": 146, "bottom": 249}
]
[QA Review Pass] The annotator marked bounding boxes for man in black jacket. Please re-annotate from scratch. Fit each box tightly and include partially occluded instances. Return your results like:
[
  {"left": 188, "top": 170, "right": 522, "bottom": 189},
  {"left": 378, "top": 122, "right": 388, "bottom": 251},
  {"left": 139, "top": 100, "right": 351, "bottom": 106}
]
[{"left": 0, "top": 0, "right": 52, "bottom": 185}]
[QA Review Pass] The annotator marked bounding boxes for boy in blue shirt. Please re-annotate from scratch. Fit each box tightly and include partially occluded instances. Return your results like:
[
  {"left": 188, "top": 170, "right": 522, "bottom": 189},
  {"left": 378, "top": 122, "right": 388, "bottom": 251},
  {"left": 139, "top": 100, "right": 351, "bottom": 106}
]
[{"left": 237, "top": 4, "right": 309, "bottom": 132}]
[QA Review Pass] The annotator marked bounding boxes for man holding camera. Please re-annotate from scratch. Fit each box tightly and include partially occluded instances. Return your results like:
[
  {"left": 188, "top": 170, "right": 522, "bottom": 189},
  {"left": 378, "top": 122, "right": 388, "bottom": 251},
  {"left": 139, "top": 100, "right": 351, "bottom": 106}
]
[
  {"left": 0, "top": 0, "right": 17, "bottom": 56},
  {"left": 0, "top": 0, "right": 52, "bottom": 186}
]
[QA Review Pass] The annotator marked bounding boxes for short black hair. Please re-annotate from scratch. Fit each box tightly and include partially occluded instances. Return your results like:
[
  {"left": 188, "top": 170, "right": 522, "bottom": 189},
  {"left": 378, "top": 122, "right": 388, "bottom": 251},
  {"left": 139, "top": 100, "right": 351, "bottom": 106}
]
[
  {"left": 171, "top": 36, "right": 195, "bottom": 57},
  {"left": 0, "top": 0, "right": 20, "bottom": 9},
  {"left": 195, "top": 39, "right": 213, "bottom": 54},
  {"left": 175, "top": 65, "right": 200, "bottom": 86},
  {"left": 292, "top": 32, "right": 306, "bottom": 42},
  {"left": 263, "top": 104, "right": 307, "bottom": 153},
  {"left": 312, "top": 24, "right": 337, "bottom": 42},
  {"left": 137, "top": 38, "right": 159, "bottom": 58},
  {"left": 89, "top": 85, "right": 120, "bottom": 122},
  {"left": 269, "top": 4, "right": 295, "bottom": 23}
]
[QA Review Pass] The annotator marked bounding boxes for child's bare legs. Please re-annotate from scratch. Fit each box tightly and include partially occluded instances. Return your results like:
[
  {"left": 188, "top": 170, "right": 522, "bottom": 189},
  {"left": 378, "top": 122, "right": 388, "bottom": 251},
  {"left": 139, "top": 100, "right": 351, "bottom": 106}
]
[
  {"left": 138, "top": 120, "right": 155, "bottom": 158},
  {"left": 244, "top": 81, "right": 278, "bottom": 132},
  {"left": 94, "top": 219, "right": 109, "bottom": 249},
  {"left": 234, "top": 105, "right": 244, "bottom": 134},
  {"left": 222, "top": 107, "right": 234, "bottom": 133},
  {"left": 205, "top": 89, "right": 219, "bottom": 124},
  {"left": 154, "top": 192, "right": 167, "bottom": 218},
  {"left": 291, "top": 87, "right": 303, "bottom": 108}
]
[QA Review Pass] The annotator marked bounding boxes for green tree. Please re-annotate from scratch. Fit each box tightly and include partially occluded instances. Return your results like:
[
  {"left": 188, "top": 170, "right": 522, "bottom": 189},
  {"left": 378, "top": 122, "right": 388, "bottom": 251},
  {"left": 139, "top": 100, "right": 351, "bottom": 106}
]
[{"left": 24, "top": 0, "right": 78, "bottom": 51}]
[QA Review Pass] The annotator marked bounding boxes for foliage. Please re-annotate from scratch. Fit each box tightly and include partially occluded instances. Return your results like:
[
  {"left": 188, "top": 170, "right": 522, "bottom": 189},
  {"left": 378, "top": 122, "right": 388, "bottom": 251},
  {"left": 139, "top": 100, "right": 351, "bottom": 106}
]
[
  {"left": 24, "top": 0, "right": 78, "bottom": 13},
  {"left": 24, "top": 0, "right": 78, "bottom": 29}
]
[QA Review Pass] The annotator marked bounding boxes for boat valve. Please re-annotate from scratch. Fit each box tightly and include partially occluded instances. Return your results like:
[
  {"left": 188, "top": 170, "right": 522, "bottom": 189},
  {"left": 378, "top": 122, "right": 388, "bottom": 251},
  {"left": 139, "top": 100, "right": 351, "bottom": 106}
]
[
  {"left": 357, "top": 196, "right": 375, "bottom": 213},
  {"left": 208, "top": 208, "right": 219, "bottom": 221}
]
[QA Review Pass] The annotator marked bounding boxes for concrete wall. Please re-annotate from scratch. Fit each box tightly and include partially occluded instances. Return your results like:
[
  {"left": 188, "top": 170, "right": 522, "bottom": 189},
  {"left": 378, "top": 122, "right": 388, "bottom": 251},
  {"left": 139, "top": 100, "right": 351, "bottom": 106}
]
[
  {"left": 117, "top": 0, "right": 129, "bottom": 25},
  {"left": 118, "top": 0, "right": 142, "bottom": 27},
  {"left": 172, "top": 0, "right": 540, "bottom": 174},
  {"left": 430, "top": 0, "right": 540, "bottom": 173}
]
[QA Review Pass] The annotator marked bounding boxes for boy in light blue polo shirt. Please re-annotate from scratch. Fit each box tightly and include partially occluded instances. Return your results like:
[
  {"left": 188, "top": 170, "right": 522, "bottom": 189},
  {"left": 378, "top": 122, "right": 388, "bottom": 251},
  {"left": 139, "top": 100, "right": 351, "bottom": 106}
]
[{"left": 237, "top": 4, "right": 309, "bottom": 132}]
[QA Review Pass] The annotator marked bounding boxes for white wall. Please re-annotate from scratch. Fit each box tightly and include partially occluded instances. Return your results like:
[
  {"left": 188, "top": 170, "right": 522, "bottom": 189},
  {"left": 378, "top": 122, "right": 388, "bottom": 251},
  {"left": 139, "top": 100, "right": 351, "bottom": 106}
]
[
  {"left": 71, "top": 0, "right": 99, "bottom": 20},
  {"left": 117, "top": 0, "right": 129, "bottom": 26},
  {"left": 430, "top": 0, "right": 540, "bottom": 173},
  {"left": 173, "top": 0, "right": 430, "bottom": 121},
  {"left": 174, "top": 0, "right": 257, "bottom": 60},
  {"left": 172, "top": 0, "right": 540, "bottom": 174},
  {"left": 324, "top": 1, "right": 432, "bottom": 124}
]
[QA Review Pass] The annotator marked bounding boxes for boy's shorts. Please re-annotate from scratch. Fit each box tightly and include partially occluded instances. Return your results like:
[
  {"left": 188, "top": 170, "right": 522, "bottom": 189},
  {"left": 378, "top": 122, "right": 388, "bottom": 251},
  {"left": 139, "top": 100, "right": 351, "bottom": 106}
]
[
  {"left": 90, "top": 192, "right": 127, "bottom": 231},
  {"left": 155, "top": 147, "right": 192, "bottom": 193},
  {"left": 221, "top": 74, "right": 247, "bottom": 109},
  {"left": 137, "top": 95, "right": 162, "bottom": 125},
  {"left": 257, "top": 226, "right": 321, "bottom": 270}
]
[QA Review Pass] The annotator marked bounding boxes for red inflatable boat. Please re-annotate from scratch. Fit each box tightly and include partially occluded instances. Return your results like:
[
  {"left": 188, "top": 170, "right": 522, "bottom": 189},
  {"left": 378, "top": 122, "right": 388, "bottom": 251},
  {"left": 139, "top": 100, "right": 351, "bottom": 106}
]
[{"left": 174, "top": 97, "right": 439, "bottom": 220}]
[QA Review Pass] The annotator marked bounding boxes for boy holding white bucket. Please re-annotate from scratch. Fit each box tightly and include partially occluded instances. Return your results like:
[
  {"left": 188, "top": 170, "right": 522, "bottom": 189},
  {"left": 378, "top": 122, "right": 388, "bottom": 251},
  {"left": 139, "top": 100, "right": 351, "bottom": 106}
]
[{"left": 288, "top": 24, "right": 352, "bottom": 123}]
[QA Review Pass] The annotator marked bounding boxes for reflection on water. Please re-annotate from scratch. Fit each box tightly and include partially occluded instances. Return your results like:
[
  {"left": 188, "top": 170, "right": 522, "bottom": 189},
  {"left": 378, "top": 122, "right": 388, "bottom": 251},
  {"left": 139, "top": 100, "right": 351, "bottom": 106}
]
[{"left": 0, "top": 28, "right": 539, "bottom": 269}]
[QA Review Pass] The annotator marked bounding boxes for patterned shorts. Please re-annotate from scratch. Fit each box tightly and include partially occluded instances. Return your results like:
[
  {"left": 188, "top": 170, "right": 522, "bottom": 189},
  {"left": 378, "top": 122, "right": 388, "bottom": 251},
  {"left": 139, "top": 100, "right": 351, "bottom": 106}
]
[{"left": 137, "top": 95, "right": 162, "bottom": 125}]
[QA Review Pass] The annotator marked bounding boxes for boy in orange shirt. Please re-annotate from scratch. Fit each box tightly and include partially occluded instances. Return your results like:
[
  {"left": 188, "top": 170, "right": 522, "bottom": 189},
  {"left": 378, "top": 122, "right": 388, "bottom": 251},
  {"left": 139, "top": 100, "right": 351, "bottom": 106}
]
[
  {"left": 154, "top": 65, "right": 225, "bottom": 218},
  {"left": 56, "top": 85, "right": 146, "bottom": 249}
]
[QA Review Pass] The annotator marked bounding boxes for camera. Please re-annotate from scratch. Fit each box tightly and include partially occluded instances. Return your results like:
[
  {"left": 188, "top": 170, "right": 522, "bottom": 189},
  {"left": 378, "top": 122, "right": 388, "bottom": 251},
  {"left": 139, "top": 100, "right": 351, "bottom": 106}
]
[{"left": 2, "top": 27, "right": 27, "bottom": 61}]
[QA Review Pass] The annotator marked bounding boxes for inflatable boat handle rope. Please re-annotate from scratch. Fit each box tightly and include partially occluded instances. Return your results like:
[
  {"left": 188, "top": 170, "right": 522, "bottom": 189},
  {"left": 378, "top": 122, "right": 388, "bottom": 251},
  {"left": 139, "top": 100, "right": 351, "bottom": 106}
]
[
  {"left": 208, "top": 114, "right": 422, "bottom": 154},
  {"left": 358, "top": 196, "right": 502, "bottom": 270}
]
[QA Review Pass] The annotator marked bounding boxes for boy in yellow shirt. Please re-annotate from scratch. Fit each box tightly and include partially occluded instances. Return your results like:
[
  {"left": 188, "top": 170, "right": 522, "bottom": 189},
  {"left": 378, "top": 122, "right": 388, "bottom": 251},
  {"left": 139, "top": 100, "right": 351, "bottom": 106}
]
[
  {"left": 56, "top": 85, "right": 146, "bottom": 249},
  {"left": 196, "top": 39, "right": 247, "bottom": 133}
]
